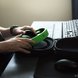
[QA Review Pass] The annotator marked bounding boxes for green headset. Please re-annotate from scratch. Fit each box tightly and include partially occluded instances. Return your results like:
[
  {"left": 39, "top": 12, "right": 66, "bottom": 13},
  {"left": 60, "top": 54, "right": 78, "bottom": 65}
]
[{"left": 20, "top": 28, "right": 49, "bottom": 45}]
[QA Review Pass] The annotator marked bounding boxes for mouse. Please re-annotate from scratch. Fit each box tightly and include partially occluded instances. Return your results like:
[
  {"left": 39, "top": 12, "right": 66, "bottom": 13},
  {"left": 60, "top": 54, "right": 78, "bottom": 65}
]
[{"left": 54, "top": 59, "right": 78, "bottom": 73}]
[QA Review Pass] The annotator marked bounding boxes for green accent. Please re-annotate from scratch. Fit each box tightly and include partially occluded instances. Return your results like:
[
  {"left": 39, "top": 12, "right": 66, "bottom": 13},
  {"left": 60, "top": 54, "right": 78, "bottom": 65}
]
[
  {"left": 32, "top": 29, "right": 48, "bottom": 44},
  {"left": 21, "top": 35, "right": 30, "bottom": 38},
  {"left": 20, "top": 28, "right": 49, "bottom": 45}
]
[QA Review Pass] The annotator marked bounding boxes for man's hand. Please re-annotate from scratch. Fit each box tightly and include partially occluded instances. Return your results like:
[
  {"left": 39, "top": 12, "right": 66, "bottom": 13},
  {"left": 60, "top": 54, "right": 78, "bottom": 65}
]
[
  {"left": 12, "top": 25, "right": 36, "bottom": 35},
  {"left": 0, "top": 36, "right": 35, "bottom": 53}
]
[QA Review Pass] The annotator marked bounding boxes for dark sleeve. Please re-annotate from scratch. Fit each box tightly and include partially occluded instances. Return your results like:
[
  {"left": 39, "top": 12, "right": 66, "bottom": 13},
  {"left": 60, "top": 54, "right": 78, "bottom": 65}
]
[{"left": 0, "top": 32, "right": 4, "bottom": 41}]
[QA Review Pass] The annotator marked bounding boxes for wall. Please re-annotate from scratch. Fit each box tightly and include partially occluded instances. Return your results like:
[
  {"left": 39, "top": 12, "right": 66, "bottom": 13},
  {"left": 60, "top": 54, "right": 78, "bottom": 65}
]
[{"left": 0, "top": 0, "right": 72, "bottom": 27}]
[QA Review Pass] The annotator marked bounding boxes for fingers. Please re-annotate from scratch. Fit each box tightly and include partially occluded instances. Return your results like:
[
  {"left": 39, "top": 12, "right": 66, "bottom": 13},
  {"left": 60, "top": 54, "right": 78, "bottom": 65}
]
[
  {"left": 21, "top": 25, "right": 36, "bottom": 34},
  {"left": 15, "top": 35, "right": 36, "bottom": 45},
  {"left": 18, "top": 38, "right": 35, "bottom": 44},
  {"left": 18, "top": 48, "right": 31, "bottom": 54},
  {"left": 16, "top": 38, "right": 34, "bottom": 53},
  {"left": 12, "top": 25, "right": 36, "bottom": 35},
  {"left": 12, "top": 36, "right": 35, "bottom": 53},
  {"left": 17, "top": 39, "right": 32, "bottom": 49},
  {"left": 17, "top": 40, "right": 32, "bottom": 54}
]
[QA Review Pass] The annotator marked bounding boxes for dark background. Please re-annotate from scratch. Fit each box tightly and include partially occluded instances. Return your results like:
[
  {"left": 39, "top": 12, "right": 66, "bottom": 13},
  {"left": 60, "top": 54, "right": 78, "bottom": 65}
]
[{"left": 72, "top": 0, "right": 78, "bottom": 19}]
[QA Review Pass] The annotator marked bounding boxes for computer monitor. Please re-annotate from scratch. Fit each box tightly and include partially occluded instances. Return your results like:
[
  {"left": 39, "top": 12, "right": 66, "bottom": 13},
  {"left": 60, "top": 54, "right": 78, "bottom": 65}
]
[{"left": 72, "top": 0, "right": 78, "bottom": 19}]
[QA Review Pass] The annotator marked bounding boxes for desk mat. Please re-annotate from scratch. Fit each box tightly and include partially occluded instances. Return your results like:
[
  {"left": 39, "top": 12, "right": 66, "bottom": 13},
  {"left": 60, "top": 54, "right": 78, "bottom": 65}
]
[{"left": 34, "top": 55, "right": 78, "bottom": 78}]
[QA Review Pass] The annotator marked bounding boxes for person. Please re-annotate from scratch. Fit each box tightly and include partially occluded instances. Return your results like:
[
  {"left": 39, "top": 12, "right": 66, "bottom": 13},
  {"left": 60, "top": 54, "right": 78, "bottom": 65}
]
[{"left": 0, "top": 25, "right": 36, "bottom": 54}]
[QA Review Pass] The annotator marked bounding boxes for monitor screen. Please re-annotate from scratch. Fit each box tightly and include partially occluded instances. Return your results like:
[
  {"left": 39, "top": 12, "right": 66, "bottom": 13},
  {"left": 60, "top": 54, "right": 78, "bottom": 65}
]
[{"left": 72, "top": 0, "right": 78, "bottom": 19}]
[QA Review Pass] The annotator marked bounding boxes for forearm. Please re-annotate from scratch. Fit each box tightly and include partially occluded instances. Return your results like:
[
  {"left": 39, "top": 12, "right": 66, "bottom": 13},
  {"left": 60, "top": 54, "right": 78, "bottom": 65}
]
[{"left": 0, "top": 41, "right": 5, "bottom": 52}]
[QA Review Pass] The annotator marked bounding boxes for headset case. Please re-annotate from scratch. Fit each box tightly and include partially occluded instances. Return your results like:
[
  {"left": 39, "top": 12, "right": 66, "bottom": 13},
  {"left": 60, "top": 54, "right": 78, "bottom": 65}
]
[{"left": 54, "top": 37, "right": 78, "bottom": 59}]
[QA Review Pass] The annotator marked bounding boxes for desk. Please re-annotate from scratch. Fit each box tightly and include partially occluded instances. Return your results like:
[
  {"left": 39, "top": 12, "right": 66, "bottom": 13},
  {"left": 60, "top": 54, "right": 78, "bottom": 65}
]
[
  {"left": 1, "top": 54, "right": 78, "bottom": 78},
  {"left": 1, "top": 21, "right": 78, "bottom": 78},
  {"left": 1, "top": 54, "right": 38, "bottom": 78}
]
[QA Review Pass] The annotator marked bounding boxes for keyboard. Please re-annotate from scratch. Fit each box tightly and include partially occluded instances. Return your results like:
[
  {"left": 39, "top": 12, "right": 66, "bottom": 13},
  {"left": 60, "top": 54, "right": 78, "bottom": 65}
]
[
  {"left": 31, "top": 20, "right": 78, "bottom": 39},
  {"left": 62, "top": 20, "right": 78, "bottom": 38}
]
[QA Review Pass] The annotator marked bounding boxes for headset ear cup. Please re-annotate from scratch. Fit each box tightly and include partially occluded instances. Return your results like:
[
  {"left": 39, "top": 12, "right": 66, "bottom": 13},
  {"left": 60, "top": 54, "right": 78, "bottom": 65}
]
[
  {"left": 20, "top": 28, "right": 49, "bottom": 45},
  {"left": 25, "top": 30, "right": 36, "bottom": 37},
  {"left": 31, "top": 37, "right": 54, "bottom": 55},
  {"left": 32, "top": 28, "right": 49, "bottom": 45}
]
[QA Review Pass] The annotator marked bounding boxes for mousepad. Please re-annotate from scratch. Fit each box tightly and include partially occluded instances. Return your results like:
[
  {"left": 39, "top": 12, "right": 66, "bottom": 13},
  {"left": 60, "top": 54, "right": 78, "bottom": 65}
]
[{"left": 34, "top": 55, "right": 78, "bottom": 78}]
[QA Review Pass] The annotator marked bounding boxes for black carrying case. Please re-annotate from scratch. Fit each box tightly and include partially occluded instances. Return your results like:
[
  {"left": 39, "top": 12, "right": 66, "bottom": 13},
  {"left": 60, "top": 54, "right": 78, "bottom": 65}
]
[
  {"left": 16, "top": 37, "right": 78, "bottom": 59},
  {"left": 54, "top": 37, "right": 78, "bottom": 59},
  {"left": 15, "top": 37, "right": 54, "bottom": 57},
  {"left": 32, "top": 37, "right": 78, "bottom": 59}
]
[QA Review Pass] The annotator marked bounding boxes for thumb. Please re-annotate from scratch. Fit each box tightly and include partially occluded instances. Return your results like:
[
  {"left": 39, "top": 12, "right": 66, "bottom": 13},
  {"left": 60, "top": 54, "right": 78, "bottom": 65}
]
[
  {"left": 16, "top": 34, "right": 23, "bottom": 38},
  {"left": 15, "top": 30, "right": 25, "bottom": 34}
]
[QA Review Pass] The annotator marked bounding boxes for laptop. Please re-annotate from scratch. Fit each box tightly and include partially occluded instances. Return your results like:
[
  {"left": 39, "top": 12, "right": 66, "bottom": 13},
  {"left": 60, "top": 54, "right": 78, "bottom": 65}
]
[{"left": 31, "top": 19, "right": 78, "bottom": 39}]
